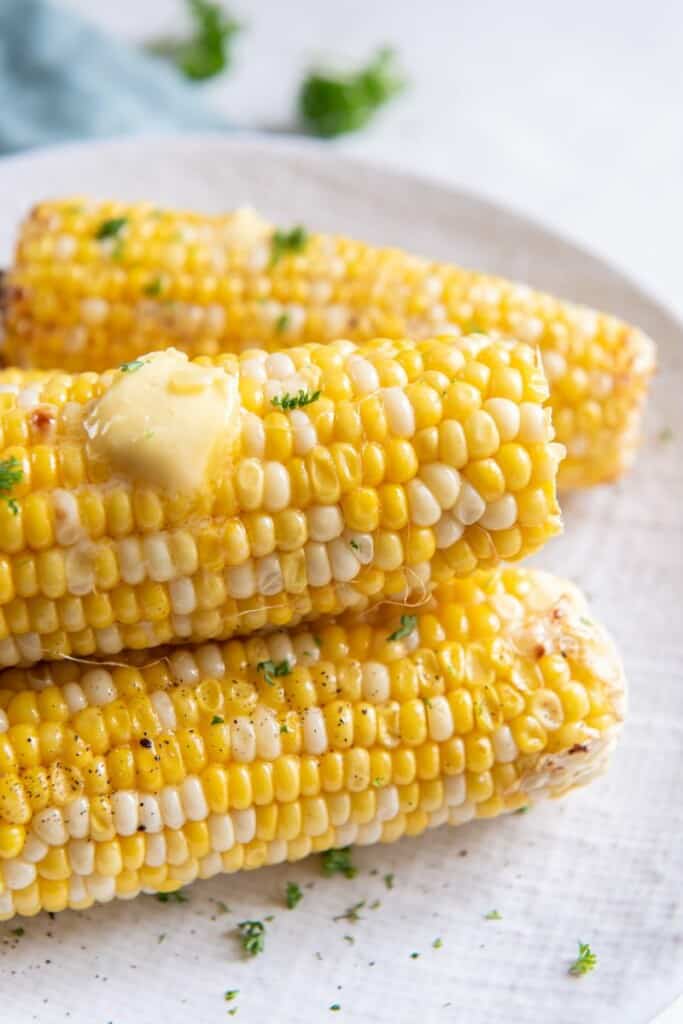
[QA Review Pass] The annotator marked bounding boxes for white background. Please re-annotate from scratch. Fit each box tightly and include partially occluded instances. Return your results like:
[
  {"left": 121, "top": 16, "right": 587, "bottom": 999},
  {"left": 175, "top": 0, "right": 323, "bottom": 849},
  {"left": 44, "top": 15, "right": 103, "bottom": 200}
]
[
  {"left": 59, "top": 0, "right": 683, "bottom": 317},
  {"left": 11, "top": 4, "right": 683, "bottom": 1022}
]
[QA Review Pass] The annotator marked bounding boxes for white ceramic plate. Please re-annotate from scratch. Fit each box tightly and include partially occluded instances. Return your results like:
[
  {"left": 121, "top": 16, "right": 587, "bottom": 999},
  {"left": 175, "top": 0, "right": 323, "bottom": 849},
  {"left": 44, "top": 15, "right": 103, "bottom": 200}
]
[{"left": 0, "top": 136, "right": 680, "bottom": 1024}]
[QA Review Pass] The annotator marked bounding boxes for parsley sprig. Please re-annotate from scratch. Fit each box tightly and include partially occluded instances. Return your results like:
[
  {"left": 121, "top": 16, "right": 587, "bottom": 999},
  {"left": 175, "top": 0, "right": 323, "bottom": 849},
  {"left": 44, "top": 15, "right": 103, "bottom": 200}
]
[
  {"left": 256, "top": 659, "right": 291, "bottom": 685},
  {"left": 149, "top": 0, "right": 242, "bottom": 81},
  {"left": 0, "top": 457, "right": 23, "bottom": 516},
  {"left": 156, "top": 889, "right": 188, "bottom": 903},
  {"left": 237, "top": 919, "right": 266, "bottom": 956},
  {"left": 271, "top": 389, "right": 321, "bottom": 411},
  {"left": 270, "top": 226, "right": 308, "bottom": 266},
  {"left": 569, "top": 941, "right": 597, "bottom": 976},
  {"left": 95, "top": 217, "right": 128, "bottom": 241},
  {"left": 299, "top": 48, "right": 405, "bottom": 138},
  {"left": 322, "top": 847, "right": 357, "bottom": 879},
  {"left": 387, "top": 614, "right": 417, "bottom": 642},
  {"left": 285, "top": 881, "right": 303, "bottom": 909}
]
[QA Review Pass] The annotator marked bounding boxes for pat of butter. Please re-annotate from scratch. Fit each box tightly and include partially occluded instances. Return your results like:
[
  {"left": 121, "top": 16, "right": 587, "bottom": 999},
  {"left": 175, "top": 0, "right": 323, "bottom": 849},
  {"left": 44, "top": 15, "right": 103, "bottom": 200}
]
[{"left": 84, "top": 349, "right": 239, "bottom": 495}]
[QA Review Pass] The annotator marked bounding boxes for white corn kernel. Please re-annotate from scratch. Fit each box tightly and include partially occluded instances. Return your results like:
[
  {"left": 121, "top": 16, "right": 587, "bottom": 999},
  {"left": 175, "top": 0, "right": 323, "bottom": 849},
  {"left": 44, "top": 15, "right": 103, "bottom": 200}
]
[
  {"left": 361, "top": 662, "right": 391, "bottom": 703},
  {"left": 328, "top": 538, "right": 360, "bottom": 582},
  {"left": 65, "top": 796, "right": 90, "bottom": 839},
  {"left": 382, "top": 387, "right": 415, "bottom": 437},
  {"left": 139, "top": 795, "right": 163, "bottom": 834},
  {"left": 454, "top": 481, "right": 486, "bottom": 525},
  {"left": 231, "top": 717, "right": 256, "bottom": 762},
  {"left": 68, "top": 839, "right": 95, "bottom": 876},
  {"left": 434, "top": 514, "right": 465, "bottom": 549},
  {"left": 118, "top": 537, "right": 146, "bottom": 585},
  {"left": 263, "top": 462, "right": 291, "bottom": 512},
  {"left": 480, "top": 495, "right": 518, "bottom": 531},
  {"left": 225, "top": 562, "right": 256, "bottom": 600},
  {"left": 492, "top": 725, "right": 518, "bottom": 764},
  {"left": 305, "top": 543, "right": 332, "bottom": 587},
  {"left": 303, "top": 707, "right": 327, "bottom": 755},
  {"left": 180, "top": 776, "right": 209, "bottom": 821},
  {"left": 518, "top": 403, "right": 549, "bottom": 443},
  {"left": 144, "top": 833, "right": 167, "bottom": 867},
  {"left": 208, "top": 813, "right": 235, "bottom": 852},
  {"left": 406, "top": 479, "right": 442, "bottom": 526},
  {"left": 159, "top": 786, "right": 185, "bottom": 829},
  {"left": 484, "top": 398, "right": 520, "bottom": 441},
  {"left": 169, "top": 650, "right": 200, "bottom": 686},
  {"left": 426, "top": 696, "right": 454, "bottom": 741},
  {"left": 112, "top": 791, "right": 139, "bottom": 837},
  {"left": 444, "top": 775, "right": 466, "bottom": 807},
  {"left": 419, "top": 464, "right": 461, "bottom": 509},
  {"left": 256, "top": 554, "right": 283, "bottom": 596},
  {"left": 232, "top": 808, "right": 256, "bottom": 844},
  {"left": 81, "top": 668, "right": 116, "bottom": 707},
  {"left": 195, "top": 643, "right": 225, "bottom": 678},
  {"left": 4, "top": 858, "right": 36, "bottom": 890},
  {"left": 144, "top": 534, "right": 174, "bottom": 582},
  {"left": 34, "top": 806, "right": 67, "bottom": 846},
  {"left": 307, "top": 505, "right": 343, "bottom": 542}
]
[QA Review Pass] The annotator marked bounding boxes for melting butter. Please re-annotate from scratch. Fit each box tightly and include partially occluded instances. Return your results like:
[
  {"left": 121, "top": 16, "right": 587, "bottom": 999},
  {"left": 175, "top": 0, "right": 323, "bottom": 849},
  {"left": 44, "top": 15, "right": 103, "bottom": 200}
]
[{"left": 84, "top": 349, "right": 239, "bottom": 495}]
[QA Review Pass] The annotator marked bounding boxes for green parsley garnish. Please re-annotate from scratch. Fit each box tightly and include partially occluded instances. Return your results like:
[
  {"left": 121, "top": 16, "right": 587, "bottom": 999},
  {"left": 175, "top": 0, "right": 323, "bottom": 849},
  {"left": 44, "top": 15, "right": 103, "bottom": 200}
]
[
  {"left": 369, "top": 899, "right": 381, "bottom": 910},
  {"left": 383, "top": 873, "right": 394, "bottom": 890},
  {"left": 257, "top": 659, "right": 291, "bottom": 685},
  {"left": 314, "top": 635, "right": 322, "bottom": 648},
  {"left": 224, "top": 990, "right": 239, "bottom": 1002},
  {"left": 271, "top": 389, "right": 321, "bottom": 411},
  {"left": 214, "top": 900, "right": 231, "bottom": 914},
  {"left": 143, "top": 276, "right": 164, "bottom": 297},
  {"left": 10, "top": 926, "right": 25, "bottom": 937},
  {"left": 95, "top": 217, "right": 127, "bottom": 241},
  {"left": 237, "top": 919, "right": 266, "bottom": 956},
  {"left": 333, "top": 900, "right": 365, "bottom": 923},
  {"left": 372, "top": 777, "right": 382, "bottom": 787},
  {"left": 211, "top": 715, "right": 224, "bottom": 725},
  {"left": 432, "top": 938, "right": 442, "bottom": 949},
  {"left": 343, "top": 934, "right": 355, "bottom": 945},
  {"left": 387, "top": 614, "right": 417, "bottom": 642},
  {"left": 158, "top": 933, "right": 166, "bottom": 943},
  {"left": 156, "top": 889, "right": 188, "bottom": 903},
  {"left": 322, "top": 847, "right": 357, "bottom": 879},
  {"left": 409, "top": 952, "right": 420, "bottom": 959},
  {"left": 120, "top": 359, "right": 146, "bottom": 374},
  {"left": 286, "top": 881, "right": 303, "bottom": 909},
  {"left": 270, "top": 226, "right": 308, "bottom": 266},
  {"left": 280, "top": 723, "right": 289, "bottom": 734},
  {"left": 0, "top": 457, "right": 23, "bottom": 516},
  {"left": 330, "top": 1006, "right": 341, "bottom": 1013},
  {"left": 148, "top": 0, "right": 242, "bottom": 82},
  {"left": 484, "top": 910, "right": 502, "bottom": 920},
  {"left": 659, "top": 427, "right": 674, "bottom": 443},
  {"left": 515, "top": 806, "right": 529, "bottom": 814},
  {"left": 275, "top": 313, "right": 290, "bottom": 333},
  {"left": 349, "top": 539, "right": 360, "bottom": 551},
  {"left": 299, "top": 48, "right": 405, "bottom": 138},
  {"left": 569, "top": 941, "right": 597, "bottom": 976},
  {"left": 228, "top": 1010, "right": 238, "bottom": 1017}
]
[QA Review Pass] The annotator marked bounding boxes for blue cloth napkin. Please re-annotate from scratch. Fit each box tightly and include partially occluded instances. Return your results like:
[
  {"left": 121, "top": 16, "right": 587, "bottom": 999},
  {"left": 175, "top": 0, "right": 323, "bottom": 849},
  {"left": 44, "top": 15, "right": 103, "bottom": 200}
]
[{"left": 0, "top": 0, "right": 227, "bottom": 154}]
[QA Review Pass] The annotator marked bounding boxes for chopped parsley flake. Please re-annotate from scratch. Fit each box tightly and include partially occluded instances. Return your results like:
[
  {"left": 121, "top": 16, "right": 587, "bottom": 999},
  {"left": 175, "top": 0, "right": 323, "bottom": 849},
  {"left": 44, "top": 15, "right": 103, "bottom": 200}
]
[
  {"left": 10, "top": 927, "right": 25, "bottom": 937},
  {"left": 333, "top": 900, "right": 365, "bottom": 924},
  {"left": 228, "top": 1010, "right": 238, "bottom": 1017},
  {"left": 214, "top": 900, "right": 231, "bottom": 914},
  {"left": 0, "top": 457, "right": 23, "bottom": 516},
  {"left": 515, "top": 806, "right": 529, "bottom": 814},
  {"left": 237, "top": 919, "right": 266, "bottom": 956},
  {"left": 372, "top": 777, "right": 382, "bottom": 787},
  {"left": 569, "top": 941, "right": 597, "bottom": 976},
  {"left": 322, "top": 847, "right": 357, "bottom": 879},
  {"left": 383, "top": 873, "right": 394, "bottom": 890},
  {"left": 270, "top": 225, "right": 308, "bottom": 266},
  {"left": 257, "top": 659, "right": 292, "bottom": 685},
  {"left": 143, "top": 276, "right": 164, "bottom": 297},
  {"left": 120, "top": 359, "right": 146, "bottom": 374},
  {"left": 224, "top": 990, "right": 239, "bottom": 1002},
  {"left": 314, "top": 635, "right": 322, "bottom": 648},
  {"left": 330, "top": 1006, "right": 341, "bottom": 1013},
  {"left": 280, "top": 723, "right": 290, "bottom": 734},
  {"left": 369, "top": 899, "right": 381, "bottom": 910},
  {"left": 156, "top": 889, "right": 188, "bottom": 903},
  {"left": 299, "top": 47, "right": 406, "bottom": 138},
  {"left": 286, "top": 881, "right": 303, "bottom": 909},
  {"left": 158, "top": 933, "right": 166, "bottom": 944},
  {"left": 275, "top": 313, "right": 290, "bottom": 333},
  {"left": 95, "top": 216, "right": 128, "bottom": 240},
  {"left": 211, "top": 715, "right": 224, "bottom": 725},
  {"left": 343, "top": 934, "right": 355, "bottom": 945},
  {"left": 349, "top": 539, "right": 360, "bottom": 551},
  {"left": 387, "top": 614, "right": 417, "bottom": 642},
  {"left": 432, "top": 937, "right": 443, "bottom": 949},
  {"left": 271, "top": 389, "right": 321, "bottom": 411},
  {"left": 410, "top": 952, "right": 420, "bottom": 959},
  {"left": 484, "top": 910, "right": 502, "bottom": 920}
]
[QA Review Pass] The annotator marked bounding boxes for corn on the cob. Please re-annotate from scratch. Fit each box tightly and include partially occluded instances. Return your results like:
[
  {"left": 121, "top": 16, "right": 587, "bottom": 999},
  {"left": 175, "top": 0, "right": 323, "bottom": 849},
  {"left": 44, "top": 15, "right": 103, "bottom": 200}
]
[
  {"left": 0, "top": 334, "right": 562, "bottom": 667},
  {"left": 1, "top": 199, "right": 655, "bottom": 489},
  {"left": 0, "top": 567, "right": 625, "bottom": 920}
]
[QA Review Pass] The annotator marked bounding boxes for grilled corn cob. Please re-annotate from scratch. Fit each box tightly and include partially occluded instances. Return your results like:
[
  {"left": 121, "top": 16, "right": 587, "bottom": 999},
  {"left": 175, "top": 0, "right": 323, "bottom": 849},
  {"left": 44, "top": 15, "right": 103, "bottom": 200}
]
[
  {"left": 0, "top": 568, "right": 625, "bottom": 920},
  {"left": 1, "top": 199, "right": 655, "bottom": 488},
  {"left": 0, "top": 334, "right": 562, "bottom": 667}
]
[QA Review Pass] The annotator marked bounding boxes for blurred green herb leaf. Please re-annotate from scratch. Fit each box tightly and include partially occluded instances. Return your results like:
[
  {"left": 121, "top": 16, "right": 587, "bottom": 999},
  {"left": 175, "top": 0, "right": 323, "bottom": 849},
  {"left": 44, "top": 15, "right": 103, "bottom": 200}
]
[
  {"left": 148, "top": 0, "right": 242, "bottom": 82},
  {"left": 299, "top": 48, "right": 406, "bottom": 138}
]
